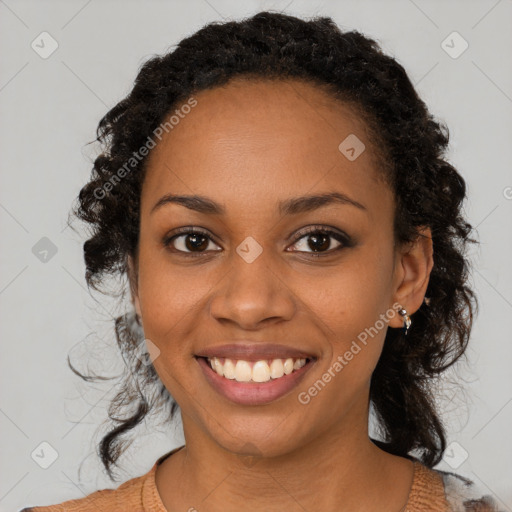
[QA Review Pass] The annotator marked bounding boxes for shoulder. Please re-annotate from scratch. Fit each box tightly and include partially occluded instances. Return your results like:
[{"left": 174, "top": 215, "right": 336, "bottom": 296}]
[
  {"left": 18, "top": 467, "right": 152, "bottom": 512},
  {"left": 19, "top": 446, "right": 184, "bottom": 512},
  {"left": 407, "top": 459, "right": 504, "bottom": 512},
  {"left": 431, "top": 465, "right": 504, "bottom": 512}
]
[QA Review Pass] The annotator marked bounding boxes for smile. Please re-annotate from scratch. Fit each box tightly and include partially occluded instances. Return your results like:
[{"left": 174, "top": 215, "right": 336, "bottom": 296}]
[
  {"left": 195, "top": 355, "right": 316, "bottom": 406},
  {"left": 207, "top": 356, "right": 308, "bottom": 382}
]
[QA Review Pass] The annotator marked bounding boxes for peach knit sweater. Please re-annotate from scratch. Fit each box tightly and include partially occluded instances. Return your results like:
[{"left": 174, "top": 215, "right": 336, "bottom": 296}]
[{"left": 20, "top": 446, "right": 502, "bottom": 512}]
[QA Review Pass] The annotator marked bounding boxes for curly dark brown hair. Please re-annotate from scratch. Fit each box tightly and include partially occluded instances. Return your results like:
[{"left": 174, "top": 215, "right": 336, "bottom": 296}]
[{"left": 69, "top": 11, "right": 478, "bottom": 481}]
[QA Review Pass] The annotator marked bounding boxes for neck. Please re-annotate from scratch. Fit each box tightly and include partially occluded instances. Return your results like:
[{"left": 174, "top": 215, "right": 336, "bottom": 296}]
[{"left": 155, "top": 414, "right": 414, "bottom": 511}]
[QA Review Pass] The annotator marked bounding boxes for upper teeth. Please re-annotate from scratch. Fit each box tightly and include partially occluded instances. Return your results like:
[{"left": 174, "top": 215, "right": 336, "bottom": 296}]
[{"left": 207, "top": 357, "right": 307, "bottom": 383}]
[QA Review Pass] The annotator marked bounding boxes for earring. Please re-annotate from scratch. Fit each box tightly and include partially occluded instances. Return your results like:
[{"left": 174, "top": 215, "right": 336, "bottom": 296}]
[{"left": 398, "top": 308, "right": 411, "bottom": 335}]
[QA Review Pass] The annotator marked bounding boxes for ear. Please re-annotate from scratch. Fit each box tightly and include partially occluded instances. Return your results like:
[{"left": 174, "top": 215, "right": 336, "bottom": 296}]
[
  {"left": 127, "top": 254, "right": 142, "bottom": 319},
  {"left": 388, "top": 226, "right": 433, "bottom": 329}
]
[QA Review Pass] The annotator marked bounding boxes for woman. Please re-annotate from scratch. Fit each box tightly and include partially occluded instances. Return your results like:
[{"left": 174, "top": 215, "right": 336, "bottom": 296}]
[{"left": 21, "top": 11, "right": 502, "bottom": 512}]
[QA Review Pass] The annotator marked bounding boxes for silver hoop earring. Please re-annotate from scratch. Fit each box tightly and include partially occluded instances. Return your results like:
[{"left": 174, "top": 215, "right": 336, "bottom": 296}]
[{"left": 398, "top": 308, "right": 411, "bottom": 335}]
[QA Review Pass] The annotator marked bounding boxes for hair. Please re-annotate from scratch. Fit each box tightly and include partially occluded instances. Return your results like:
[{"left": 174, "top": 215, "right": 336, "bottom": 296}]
[{"left": 69, "top": 11, "right": 478, "bottom": 481}]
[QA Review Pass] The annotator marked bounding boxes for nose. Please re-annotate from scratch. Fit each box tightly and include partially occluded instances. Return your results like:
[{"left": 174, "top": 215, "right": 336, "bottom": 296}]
[{"left": 208, "top": 247, "right": 296, "bottom": 330}]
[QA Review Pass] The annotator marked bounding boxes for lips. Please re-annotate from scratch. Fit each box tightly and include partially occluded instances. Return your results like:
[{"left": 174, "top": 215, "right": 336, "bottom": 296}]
[
  {"left": 194, "top": 343, "right": 317, "bottom": 405},
  {"left": 195, "top": 343, "right": 316, "bottom": 361}
]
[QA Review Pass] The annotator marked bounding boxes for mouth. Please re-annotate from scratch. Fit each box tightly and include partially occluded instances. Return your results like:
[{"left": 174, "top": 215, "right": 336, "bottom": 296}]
[
  {"left": 201, "top": 356, "right": 313, "bottom": 382},
  {"left": 194, "top": 352, "right": 317, "bottom": 406}
]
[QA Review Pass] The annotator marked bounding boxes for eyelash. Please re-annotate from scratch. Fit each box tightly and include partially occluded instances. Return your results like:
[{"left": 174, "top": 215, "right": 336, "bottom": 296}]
[{"left": 162, "top": 225, "right": 353, "bottom": 259}]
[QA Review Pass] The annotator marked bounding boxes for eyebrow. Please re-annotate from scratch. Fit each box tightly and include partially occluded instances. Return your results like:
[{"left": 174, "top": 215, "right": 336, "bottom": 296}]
[{"left": 150, "top": 191, "right": 367, "bottom": 216}]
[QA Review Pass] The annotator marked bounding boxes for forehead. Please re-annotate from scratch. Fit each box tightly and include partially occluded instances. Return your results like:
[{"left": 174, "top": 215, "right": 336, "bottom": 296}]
[{"left": 141, "top": 78, "right": 390, "bottom": 217}]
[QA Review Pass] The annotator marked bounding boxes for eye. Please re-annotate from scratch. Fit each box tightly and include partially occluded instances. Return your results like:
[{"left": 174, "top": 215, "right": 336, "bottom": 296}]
[
  {"left": 163, "top": 225, "right": 353, "bottom": 259},
  {"left": 287, "top": 226, "right": 350, "bottom": 257},
  {"left": 163, "top": 227, "right": 221, "bottom": 256}
]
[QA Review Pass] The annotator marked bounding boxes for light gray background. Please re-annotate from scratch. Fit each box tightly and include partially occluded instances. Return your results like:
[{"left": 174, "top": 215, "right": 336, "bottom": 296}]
[{"left": 1, "top": 0, "right": 511, "bottom": 509}]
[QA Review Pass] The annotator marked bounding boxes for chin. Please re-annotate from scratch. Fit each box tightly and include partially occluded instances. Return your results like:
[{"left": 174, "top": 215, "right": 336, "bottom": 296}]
[{"left": 203, "top": 413, "right": 313, "bottom": 461}]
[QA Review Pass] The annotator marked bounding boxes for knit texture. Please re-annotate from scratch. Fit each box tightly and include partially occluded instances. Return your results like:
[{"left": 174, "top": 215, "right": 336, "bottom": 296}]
[{"left": 19, "top": 447, "right": 503, "bottom": 511}]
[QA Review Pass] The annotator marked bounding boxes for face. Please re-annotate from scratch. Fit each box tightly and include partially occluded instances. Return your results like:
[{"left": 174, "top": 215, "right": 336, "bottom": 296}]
[{"left": 129, "top": 78, "right": 432, "bottom": 458}]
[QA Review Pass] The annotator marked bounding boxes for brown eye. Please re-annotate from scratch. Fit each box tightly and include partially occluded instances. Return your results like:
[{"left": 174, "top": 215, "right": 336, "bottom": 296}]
[
  {"left": 163, "top": 228, "right": 221, "bottom": 255},
  {"left": 288, "top": 227, "right": 352, "bottom": 257}
]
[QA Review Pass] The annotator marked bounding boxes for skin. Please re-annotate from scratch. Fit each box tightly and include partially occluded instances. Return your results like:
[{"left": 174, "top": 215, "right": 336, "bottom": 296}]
[{"left": 128, "top": 78, "right": 434, "bottom": 511}]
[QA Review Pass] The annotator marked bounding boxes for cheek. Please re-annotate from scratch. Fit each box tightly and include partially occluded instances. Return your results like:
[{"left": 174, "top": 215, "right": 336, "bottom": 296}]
[
  {"left": 305, "top": 247, "right": 393, "bottom": 337},
  {"left": 135, "top": 242, "right": 209, "bottom": 359},
  {"left": 135, "top": 246, "right": 211, "bottom": 402},
  {"left": 302, "top": 245, "right": 394, "bottom": 382},
  {"left": 136, "top": 230, "right": 205, "bottom": 317}
]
